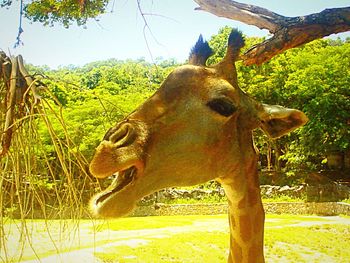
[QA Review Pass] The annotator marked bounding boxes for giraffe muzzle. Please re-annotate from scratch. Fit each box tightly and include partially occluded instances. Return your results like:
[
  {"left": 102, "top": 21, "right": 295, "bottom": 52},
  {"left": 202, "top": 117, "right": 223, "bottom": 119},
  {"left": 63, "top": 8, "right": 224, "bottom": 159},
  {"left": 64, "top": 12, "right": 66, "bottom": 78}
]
[{"left": 89, "top": 120, "right": 147, "bottom": 179}]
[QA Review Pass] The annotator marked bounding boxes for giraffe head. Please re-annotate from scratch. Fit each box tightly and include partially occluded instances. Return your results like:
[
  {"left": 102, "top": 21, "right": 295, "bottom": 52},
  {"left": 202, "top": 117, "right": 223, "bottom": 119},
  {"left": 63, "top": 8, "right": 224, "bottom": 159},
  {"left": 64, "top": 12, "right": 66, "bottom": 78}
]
[{"left": 89, "top": 29, "right": 308, "bottom": 217}]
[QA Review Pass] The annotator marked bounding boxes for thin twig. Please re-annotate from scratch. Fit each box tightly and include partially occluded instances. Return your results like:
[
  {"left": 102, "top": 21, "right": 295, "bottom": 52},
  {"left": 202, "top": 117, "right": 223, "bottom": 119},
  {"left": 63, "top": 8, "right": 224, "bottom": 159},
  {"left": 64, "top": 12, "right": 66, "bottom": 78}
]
[
  {"left": 137, "top": 0, "right": 155, "bottom": 63},
  {"left": 136, "top": 0, "right": 171, "bottom": 68},
  {"left": 141, "top": 13, "right": 180, "bottom": 24}
]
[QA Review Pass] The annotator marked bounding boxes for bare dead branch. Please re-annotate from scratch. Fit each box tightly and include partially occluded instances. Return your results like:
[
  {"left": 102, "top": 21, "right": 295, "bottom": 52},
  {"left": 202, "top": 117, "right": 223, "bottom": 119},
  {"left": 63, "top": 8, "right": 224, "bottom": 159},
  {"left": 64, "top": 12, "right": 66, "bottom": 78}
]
[
  {"left": 0, "top": 57, "right": 17, "bottom": 158},
  {"left": 0, "top": 52, "right": 44, "bottom": 158},
  {"left": 194, "top": 0, "right": 350, "bottom": 65},
  {"left": 17, "top": 55, "right": 41, "bottom": 104},
  {"left": 0, "top": 52, "right": 12, "bottom": 84},
  {"left": 194, "top": 0, "right": 285, "bottom": 33}
]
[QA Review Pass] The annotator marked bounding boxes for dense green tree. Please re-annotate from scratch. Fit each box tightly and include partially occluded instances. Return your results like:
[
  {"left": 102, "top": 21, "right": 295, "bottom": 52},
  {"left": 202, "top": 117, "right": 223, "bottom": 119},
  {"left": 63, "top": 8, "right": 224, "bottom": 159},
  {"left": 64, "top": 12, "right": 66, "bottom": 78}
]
[
  {"left": 8, "top": 0, "right": 110, "bottom": 28},
  {"left": 32, "top": 58, "right": 176, "bottom": 161}
]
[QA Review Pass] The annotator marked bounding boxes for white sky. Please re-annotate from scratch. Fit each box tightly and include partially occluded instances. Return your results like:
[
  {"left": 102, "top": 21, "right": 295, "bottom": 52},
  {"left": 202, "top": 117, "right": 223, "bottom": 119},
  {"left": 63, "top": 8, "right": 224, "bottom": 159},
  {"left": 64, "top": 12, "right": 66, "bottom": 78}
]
[{"left": 1, "top": 0, "right": 349, "bottom": 68}]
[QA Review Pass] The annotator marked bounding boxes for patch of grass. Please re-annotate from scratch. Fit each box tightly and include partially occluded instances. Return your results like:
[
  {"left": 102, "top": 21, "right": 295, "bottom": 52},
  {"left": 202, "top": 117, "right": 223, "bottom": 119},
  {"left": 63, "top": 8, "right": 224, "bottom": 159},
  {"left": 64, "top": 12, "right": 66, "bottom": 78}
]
[
  {"left": 162, "top": 195, "right": 306, "bottom": 205},
  {"left": 95, "top": 231, "right": 229, "bottom": 263},
  {"left": 2, "top": 214, "right": 329, "bottom": 231},
  {"left": 265, "top": 214, "right": 328, "bottom": 227},
  {"left": 267, "top": 214, "right": 326, "bottom": 220},
  {"left": 341, "top": 198, "right": 350, "bottom": 204},
  {"left": 95, "top": 221, "right": 350, "bottom": 263},
  {"left": 262, "top": 195, "right": 305, "bottom": 203},
  {"left": 94, "top": 215, "right": 202, "bottom": 232},
  {"left": 265, "top": 224, "right": 350, "bottom": 261}
]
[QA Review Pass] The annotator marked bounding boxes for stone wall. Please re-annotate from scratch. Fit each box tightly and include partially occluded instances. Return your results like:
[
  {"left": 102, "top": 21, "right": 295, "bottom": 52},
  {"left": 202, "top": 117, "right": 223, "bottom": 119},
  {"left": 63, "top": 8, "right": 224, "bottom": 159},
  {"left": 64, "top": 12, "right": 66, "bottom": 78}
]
[
  {"left": 7, "top": 201, "right": 350, "bottom": 219},
  {"left": 5, "top": 184, "right": 349, "bottom": 219},
  {"left": 263, "top": 202, "right": 350, "bottom": 216},
  {"left": 140, "top": 188, "right": 226, "bottom": 205},
  {"left": 140, "top": 184, "right": 350, "bottom": 204},
  {"left": 132, "top": 202, "right": 350, "bottom": 217},
  {"left": 133, "top": 203, "right": 228, "bottom": 217},
  {"left": 260, "top": 185, "right": 306, "bottom": 199}
]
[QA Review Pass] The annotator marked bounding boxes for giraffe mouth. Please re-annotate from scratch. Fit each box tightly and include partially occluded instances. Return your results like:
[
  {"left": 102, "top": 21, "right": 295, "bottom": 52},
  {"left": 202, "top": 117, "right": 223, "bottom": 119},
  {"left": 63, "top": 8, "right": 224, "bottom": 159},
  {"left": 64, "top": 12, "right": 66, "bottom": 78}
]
[{"left": 95, "top": 166, "right": 137, "bottom": 206}]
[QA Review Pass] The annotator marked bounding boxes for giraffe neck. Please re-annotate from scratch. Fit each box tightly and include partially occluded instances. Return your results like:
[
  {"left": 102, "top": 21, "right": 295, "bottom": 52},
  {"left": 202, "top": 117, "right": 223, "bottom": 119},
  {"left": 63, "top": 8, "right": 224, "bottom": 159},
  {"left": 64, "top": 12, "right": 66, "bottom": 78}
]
[{"left": 220, "top": 151, "right": 265, "bottom": 263}]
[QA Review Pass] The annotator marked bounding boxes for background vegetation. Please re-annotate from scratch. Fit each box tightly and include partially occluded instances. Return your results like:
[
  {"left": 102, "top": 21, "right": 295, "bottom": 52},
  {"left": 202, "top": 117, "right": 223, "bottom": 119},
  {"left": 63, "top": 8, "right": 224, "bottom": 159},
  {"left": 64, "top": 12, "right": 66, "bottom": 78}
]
[
  {"left": 29, "top": 27, "right": 350, "bottom": 181},
  {"left": 1, "top": 28, "right": 349, "bottom": 221}
]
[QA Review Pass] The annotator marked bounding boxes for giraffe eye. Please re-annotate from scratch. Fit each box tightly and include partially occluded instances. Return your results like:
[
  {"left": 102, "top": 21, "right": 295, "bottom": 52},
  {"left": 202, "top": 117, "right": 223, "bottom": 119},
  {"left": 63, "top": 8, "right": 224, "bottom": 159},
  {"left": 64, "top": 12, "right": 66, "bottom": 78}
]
[{"left": 207, "top": 98, "right": 237, "bottom": 117}]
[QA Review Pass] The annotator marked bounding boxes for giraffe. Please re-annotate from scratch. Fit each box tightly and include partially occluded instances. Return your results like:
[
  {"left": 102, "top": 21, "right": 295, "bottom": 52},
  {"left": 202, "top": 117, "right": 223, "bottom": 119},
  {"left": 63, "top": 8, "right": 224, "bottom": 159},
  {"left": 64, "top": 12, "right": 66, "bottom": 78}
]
[{"left": 89, "top": 29, "right": 308, "bottom": 263}]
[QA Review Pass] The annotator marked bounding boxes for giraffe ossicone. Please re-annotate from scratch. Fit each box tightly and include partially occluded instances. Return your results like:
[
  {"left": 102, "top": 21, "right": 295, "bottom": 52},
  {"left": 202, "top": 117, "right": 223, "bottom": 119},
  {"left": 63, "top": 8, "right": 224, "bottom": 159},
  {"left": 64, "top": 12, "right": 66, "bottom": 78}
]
[{"left": 89, "top": 29, "right": 308, "bottom": 263}]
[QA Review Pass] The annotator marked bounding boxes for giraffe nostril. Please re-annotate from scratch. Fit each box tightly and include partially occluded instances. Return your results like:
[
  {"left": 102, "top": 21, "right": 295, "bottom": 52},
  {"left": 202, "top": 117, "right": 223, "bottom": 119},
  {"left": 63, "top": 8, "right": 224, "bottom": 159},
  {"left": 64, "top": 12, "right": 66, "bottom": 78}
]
[
  {"left": 103, "top": 126, "right": 117, "bottom": 141},
  {"left": 107, "top": 123, "right": 136, "bottom": 148}
]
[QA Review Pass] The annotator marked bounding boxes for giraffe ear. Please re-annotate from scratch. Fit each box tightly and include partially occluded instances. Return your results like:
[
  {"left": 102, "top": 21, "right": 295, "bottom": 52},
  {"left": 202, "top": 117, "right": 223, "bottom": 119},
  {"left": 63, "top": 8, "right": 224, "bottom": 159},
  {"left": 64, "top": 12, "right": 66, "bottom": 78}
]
[
  {"left": 259, "top": 104, "right": 308, "bottom": 139},
  {"left": 188, "top": 35, "right": 213, "bottom": 66}
]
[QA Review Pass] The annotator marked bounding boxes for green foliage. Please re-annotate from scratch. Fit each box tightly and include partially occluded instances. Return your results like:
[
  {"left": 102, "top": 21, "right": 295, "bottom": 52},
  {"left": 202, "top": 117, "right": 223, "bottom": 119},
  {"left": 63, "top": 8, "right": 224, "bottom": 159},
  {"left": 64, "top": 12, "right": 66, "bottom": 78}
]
[
  {"left": 262, "top": 195, "right": 304, "bottom": 203},
  {"left": 342, "top": 198, "right": 350, "bottom": 204},
  {"left": 282, "top": 41, "right": 350, "bottom": 155},
  {"left": 23, "top": 0, "right": 109, "bottom": 27},
  {"left": 30, "top": 58, "right": 176, "bottom": 162}
]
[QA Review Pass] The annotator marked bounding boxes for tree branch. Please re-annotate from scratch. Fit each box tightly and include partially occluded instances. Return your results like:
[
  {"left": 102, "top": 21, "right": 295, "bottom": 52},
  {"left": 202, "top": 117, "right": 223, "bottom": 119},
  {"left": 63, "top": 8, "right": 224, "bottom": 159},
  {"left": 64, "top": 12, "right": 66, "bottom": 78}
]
[
  {"left": 17, "top": 55, "right": 41, "bottom": 104},
  {"left": 194, "top": 0, "right": 285, "bottom": 33},
  {"left": 0, "top": 52, "right": 43, "bottom": 158},
  {"left": 194, "top": 0, "right": 350, "bottom": 65},
  {"left": 0, "top": 57, "right": 17, "bottom": 158}
]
